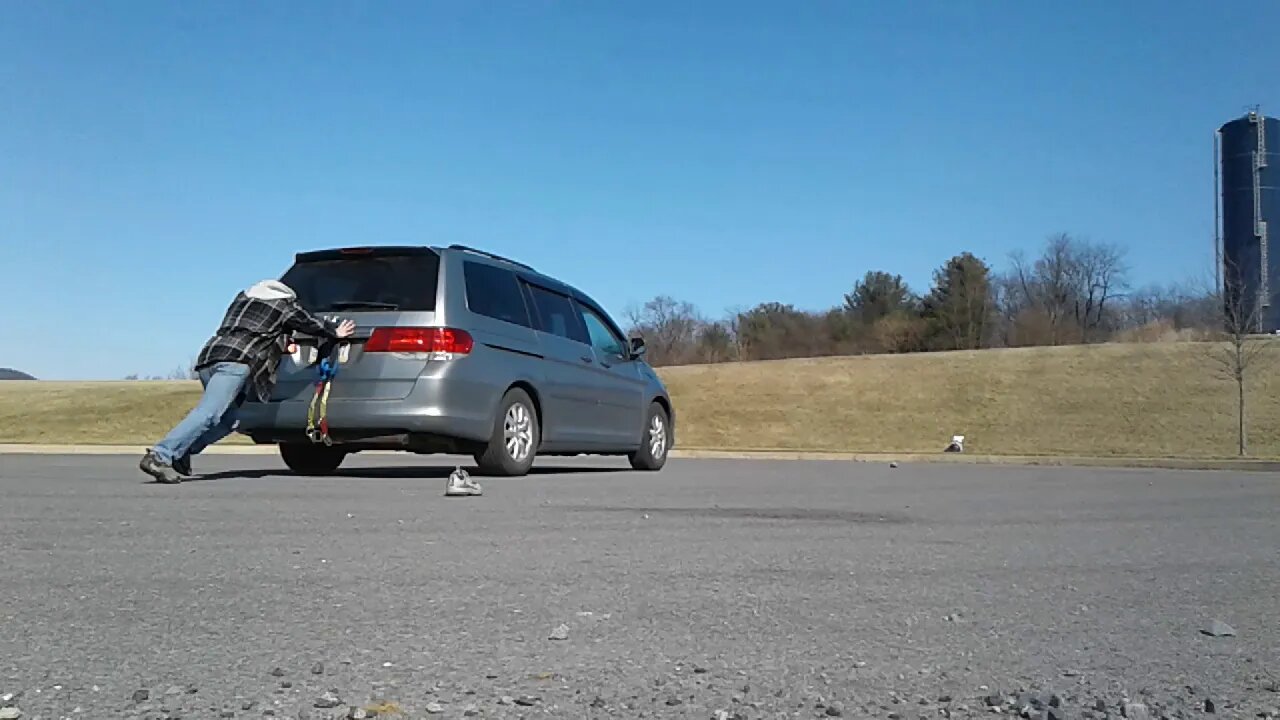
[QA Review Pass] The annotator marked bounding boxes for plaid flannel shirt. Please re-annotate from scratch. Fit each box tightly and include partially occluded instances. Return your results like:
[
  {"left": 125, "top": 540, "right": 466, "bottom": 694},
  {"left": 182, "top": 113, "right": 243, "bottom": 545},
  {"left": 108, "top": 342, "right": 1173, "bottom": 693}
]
[{"left": 195, "top": 292, "right": 339, "bottom": 403}]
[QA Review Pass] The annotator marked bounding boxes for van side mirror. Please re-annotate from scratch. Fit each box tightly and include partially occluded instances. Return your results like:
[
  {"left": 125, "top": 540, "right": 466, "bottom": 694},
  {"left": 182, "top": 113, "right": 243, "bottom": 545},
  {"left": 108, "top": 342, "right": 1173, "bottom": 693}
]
[{"left": 628, "top": 336, "right": 647, "bottom": 358}]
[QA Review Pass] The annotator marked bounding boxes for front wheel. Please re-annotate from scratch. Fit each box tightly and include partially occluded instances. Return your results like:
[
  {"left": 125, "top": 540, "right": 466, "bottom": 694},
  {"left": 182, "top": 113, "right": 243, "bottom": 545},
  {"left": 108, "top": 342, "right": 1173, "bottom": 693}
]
[
  {"left": 474, "top": 387, "right": 540, "bottom": 477},
  {"left": 279, "top": 442, "right": 347, "bottom": 475},
  {"left": 629, "top": 402, "right": 671, "bottom": 471}
]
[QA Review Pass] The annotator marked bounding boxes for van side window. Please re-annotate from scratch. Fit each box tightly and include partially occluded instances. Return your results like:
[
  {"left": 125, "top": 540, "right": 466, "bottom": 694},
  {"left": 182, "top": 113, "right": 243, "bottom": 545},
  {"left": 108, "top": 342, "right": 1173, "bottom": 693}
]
[
  {"left": 524, "top": 283, "right": 590, "bottom": 344},
  {"left": 579, "top": 305, "right": 627, "bottom": 358},
  {"left": 463, "top": 261, "right": 531, "bottom": 327}
]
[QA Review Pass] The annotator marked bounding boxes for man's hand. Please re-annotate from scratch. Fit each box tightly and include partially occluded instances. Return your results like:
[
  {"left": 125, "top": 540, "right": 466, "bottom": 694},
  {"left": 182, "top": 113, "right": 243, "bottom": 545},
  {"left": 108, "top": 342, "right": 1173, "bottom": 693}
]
[{"left": 335, "top": 319, "right": 356, "bottom": 338}]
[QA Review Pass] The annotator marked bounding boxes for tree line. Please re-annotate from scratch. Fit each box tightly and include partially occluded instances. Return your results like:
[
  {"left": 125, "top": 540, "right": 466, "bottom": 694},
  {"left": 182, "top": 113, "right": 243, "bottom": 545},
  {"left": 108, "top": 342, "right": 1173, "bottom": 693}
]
[{"left": 624, "top": 233, "right": 1220, "bottom": 367}]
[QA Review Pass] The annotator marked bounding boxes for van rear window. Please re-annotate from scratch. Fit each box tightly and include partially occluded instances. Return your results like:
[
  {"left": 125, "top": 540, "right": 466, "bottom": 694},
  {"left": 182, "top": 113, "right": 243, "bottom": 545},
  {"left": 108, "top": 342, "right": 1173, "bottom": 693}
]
[{"left": 281, "top": 252, "right": 440, "bottom": 312}]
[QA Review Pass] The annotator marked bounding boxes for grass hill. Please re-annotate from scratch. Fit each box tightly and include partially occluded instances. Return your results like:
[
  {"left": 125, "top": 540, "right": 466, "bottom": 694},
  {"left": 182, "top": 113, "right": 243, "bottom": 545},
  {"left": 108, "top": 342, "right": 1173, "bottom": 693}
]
[
  {"left": 659, "top": 341, "right": 1280, "bottom": 458},
  {"left": 0, "top": 368, "right": 36, "bottom": 381},
  {"left": 1, "top": 341, "right": 1278, "bottom": 458}
]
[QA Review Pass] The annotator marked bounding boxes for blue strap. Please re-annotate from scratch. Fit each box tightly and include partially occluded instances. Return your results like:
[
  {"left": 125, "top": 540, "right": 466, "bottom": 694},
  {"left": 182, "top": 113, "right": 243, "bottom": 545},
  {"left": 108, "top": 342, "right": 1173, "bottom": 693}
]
[{"left": 317, "top": 357, "right": 338, "bottom": 381}]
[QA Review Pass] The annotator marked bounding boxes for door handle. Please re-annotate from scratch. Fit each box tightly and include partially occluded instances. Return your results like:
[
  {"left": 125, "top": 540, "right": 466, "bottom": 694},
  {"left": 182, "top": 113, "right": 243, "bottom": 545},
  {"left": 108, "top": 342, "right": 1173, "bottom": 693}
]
[{"left": 580, "top": 355, "right": 594, "bottom": 364}]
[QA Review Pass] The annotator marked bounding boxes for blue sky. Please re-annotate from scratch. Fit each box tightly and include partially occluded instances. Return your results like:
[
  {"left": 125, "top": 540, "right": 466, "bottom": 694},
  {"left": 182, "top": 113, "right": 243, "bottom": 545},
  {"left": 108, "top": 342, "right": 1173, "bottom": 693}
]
[{"left": 3, "top": 0, "right": 1278, "bottom": 380}]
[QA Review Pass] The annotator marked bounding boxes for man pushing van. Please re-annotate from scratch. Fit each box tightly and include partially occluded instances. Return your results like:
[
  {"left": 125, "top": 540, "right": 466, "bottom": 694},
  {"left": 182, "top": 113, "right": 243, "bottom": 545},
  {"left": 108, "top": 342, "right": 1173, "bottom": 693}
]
[{"left": 139, "top": 280, "right": 355, "bottom": 484}]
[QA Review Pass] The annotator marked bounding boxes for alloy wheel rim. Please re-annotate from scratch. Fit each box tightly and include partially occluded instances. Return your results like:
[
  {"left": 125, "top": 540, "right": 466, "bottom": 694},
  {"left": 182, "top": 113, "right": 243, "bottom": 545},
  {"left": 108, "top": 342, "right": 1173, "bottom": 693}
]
[
  {"left": 504, "top": 403, "right": 534, "bottom": 461},
  {"left": 648, "top": 414, "right": 667, "bottom": 459}
]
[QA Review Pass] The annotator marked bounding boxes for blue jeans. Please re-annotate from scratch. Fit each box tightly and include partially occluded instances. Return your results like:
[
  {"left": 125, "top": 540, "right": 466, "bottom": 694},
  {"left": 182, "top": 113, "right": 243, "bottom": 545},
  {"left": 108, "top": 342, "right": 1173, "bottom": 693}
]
[{"left": 152, "top": 361, "right": 251, "bottom": 464}]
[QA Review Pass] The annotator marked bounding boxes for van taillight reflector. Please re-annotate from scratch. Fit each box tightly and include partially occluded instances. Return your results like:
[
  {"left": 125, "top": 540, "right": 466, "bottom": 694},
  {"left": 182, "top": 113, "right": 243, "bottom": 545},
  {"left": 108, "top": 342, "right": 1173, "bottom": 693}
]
[{"left": 365, "top": 327, "right": 474, "bottom": 354}]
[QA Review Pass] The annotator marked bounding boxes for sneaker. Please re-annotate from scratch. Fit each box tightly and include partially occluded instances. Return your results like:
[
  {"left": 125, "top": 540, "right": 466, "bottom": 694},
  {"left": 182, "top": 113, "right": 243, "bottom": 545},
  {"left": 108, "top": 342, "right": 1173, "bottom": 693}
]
[
  {"left": 173, "top": 455, "right": 192, "bottom": 477},
  {"left": 444, "top": 467, "right": 482, "bottom": 497},
  {"left": 140, "top": 449, "right": 183, "bottom": 484}
]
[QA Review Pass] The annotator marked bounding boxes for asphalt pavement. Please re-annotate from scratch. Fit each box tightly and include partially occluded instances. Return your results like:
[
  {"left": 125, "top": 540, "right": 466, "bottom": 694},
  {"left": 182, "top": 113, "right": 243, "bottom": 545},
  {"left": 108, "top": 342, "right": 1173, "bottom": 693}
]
[{"left": 1, "top": 453, "right": 1277, "bottom": 720}]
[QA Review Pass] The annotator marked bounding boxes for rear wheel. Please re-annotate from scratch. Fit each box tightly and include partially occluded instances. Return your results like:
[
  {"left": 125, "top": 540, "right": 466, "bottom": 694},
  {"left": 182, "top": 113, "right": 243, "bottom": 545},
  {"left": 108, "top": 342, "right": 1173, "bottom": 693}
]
[
  {"left": 474, "top": 387, "right": 539, "bottom": 477},
  {"left": 628, "top": 402, "right": 671, "bottom": 471},
  {"left": 279, "top": 442, "right": 347, "bottom": 475}
]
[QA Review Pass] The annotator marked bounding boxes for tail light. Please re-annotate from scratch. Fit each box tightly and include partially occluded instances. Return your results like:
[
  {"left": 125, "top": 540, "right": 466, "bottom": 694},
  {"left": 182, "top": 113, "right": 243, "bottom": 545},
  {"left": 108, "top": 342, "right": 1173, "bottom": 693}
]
[{"left": 365, "top": 327, "right": 474, "bottom": 355}]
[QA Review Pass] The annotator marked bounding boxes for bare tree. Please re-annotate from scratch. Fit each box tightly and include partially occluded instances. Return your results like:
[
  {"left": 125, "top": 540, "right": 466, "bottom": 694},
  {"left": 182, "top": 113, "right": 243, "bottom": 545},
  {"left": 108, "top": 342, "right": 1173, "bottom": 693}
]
[
  {"left": 1069, "top": 238, "right": 1127, "bottom": 338},
  {"left": 990, "top": 271, "right": 1025, "bottom": 347},
  {"left": 1206, "top": 261, "right": 1277, "bottom": 456},
  {"left": 1008, "top": 237, "right": 1075, "bottom": 344},
  {"left": 164, "top": 357, "right": 199, "bottom": 381},
  {"left": 1004, "top": 233, "right": 1129, "bottom": 345},
  {"left": 623, "top": 296, "right": 705, "bottom": 366},
  {"left": 1113, "top": 280, "right": 1217, "bottom": 337}
]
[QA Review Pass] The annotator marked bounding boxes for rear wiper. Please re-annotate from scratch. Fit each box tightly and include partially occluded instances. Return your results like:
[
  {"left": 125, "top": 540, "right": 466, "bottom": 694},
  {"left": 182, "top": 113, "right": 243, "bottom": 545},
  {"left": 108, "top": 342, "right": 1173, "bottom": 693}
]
[{"left": 327, "top": 301, "right": 400, "bottom": 310}]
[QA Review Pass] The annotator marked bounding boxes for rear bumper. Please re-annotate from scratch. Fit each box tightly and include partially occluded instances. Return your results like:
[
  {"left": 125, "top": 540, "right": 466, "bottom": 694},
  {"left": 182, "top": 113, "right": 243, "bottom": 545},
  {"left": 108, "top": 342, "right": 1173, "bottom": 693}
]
[{"left": 236, "top": 374, "right": 496, "bottom": 446}]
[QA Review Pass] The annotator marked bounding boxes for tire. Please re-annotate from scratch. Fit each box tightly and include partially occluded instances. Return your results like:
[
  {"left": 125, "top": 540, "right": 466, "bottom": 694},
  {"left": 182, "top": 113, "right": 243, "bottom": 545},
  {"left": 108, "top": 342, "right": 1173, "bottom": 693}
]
[
  {"left": 279, "top": 442, "right": 347, "bottom": 475},
  {"left": 474, "top": 387, "right": 540, "bottom": 477},
  {"left": 628, "top": 401, "right": 671, "bottom": 471}
]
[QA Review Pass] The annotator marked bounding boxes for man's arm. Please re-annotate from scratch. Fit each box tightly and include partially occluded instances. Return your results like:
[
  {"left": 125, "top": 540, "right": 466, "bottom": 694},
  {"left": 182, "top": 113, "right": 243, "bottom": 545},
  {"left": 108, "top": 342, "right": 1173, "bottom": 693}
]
[
  {"left": 282, "top": 301, "right": 339, "bottom": 338},
  {"left": 283, "top": 301, "right": 356, "bottom": 340}
]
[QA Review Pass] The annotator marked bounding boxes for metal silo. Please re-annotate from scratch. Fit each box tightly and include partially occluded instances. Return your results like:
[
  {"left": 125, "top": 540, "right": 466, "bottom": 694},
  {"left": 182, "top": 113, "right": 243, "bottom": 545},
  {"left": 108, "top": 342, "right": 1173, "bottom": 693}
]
[{"left": 1217, "top": 109, "right": 1280, "bottom": 332}]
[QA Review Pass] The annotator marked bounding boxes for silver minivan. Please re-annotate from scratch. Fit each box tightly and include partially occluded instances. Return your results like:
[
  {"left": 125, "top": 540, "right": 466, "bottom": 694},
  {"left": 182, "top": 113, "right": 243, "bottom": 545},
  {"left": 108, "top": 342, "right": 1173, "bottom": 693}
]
[{"left": 236, "top": 244, "right": 675, "bottom": 477}]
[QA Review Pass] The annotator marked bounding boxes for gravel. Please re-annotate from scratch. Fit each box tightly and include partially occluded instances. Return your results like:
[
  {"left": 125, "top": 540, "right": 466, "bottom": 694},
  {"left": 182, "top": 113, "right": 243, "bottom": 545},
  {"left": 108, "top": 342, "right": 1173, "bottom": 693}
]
[
  {"left": 2, "top": 454, "right": 1279, "bottom": 720},
  {"left": 1123, "top": 702, "right": 1152, "bottom": 720}
]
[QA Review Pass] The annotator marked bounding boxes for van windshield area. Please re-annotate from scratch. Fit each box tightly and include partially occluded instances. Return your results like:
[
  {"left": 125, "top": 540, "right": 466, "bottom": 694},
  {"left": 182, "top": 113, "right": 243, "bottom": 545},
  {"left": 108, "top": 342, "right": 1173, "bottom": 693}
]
[{"left": 280, "top": 252, "right": 441, "bottom": 313}]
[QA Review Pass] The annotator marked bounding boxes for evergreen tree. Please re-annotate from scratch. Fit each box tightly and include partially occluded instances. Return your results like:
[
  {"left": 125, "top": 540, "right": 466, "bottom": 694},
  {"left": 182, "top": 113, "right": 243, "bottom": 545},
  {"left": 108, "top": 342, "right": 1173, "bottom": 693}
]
[{"left": 922, "top": 252, "right": 994, "bottom": 351}]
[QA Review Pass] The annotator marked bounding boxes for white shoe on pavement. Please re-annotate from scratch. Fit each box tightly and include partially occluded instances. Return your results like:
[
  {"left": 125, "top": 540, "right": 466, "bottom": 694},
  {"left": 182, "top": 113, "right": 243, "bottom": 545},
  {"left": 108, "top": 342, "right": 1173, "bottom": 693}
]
[{"left": 445, "top": 467, "right": 483, "bottom": 496}]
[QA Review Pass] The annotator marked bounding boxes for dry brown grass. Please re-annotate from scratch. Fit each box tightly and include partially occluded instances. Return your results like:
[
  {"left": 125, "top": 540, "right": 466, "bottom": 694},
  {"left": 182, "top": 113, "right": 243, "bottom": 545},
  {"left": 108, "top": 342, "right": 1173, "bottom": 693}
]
[
  {"left": 2, "top": 341, "right": 1279, "bottom": 457},
  {"left": 0, "top": 380, "right": 247, "bottom": 447},
  {"left": 659, "top": 340, "right": 1280, "bottom": 458}
]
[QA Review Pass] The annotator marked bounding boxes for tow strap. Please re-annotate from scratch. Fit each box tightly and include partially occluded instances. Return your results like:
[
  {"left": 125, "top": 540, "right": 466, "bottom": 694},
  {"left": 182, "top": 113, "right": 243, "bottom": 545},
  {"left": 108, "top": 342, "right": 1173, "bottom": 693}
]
[{"left": 305, "top": 341, "right": 343, "bottom": 445}]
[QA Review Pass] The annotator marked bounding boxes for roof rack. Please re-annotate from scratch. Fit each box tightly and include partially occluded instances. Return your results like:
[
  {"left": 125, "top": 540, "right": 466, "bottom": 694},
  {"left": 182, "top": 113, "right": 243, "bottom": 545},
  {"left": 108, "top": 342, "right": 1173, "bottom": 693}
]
[{"left": 447, "top": 244, "right": 535, "bottom": 271}]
